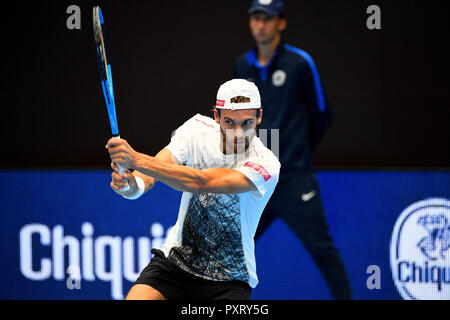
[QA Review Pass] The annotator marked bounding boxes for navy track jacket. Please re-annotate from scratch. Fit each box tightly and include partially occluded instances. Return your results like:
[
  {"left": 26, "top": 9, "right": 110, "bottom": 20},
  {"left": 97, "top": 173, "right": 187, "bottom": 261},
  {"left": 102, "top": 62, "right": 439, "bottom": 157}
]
[{"left": 234, "top": 41, "right": 333, "bottom": 176}]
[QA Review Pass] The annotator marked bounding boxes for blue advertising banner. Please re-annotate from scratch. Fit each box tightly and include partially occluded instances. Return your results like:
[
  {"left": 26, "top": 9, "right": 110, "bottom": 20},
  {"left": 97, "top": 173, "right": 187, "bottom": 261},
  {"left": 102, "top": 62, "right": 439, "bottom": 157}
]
[{"left": 1, "top": 170, "right": 449, "bottom": 300}]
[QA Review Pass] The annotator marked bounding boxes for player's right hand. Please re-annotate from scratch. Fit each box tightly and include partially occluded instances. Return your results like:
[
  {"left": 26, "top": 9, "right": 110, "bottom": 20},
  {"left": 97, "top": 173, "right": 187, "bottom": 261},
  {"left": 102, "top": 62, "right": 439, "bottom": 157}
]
[{"left": 110, "top": 162, "right": 138, "bottom": 196}]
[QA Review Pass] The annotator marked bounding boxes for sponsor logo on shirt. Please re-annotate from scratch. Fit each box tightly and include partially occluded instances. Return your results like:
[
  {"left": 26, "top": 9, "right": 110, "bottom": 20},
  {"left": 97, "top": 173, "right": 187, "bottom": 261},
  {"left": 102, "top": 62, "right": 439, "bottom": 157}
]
[{"left": 244, "top": 161, "right": 271, "bottom": 181}]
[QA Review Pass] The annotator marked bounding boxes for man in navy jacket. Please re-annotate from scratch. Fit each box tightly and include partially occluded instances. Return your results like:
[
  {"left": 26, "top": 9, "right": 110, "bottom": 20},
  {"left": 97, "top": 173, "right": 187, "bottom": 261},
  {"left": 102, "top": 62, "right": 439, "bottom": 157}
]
[{"left": 234, "top": 0, "right": 352, "bottom": 299}]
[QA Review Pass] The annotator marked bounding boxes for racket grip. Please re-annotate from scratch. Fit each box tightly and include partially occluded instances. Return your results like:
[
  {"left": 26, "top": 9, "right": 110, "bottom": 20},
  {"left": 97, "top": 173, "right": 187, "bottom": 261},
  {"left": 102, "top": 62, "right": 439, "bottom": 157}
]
[
  {"left": 117, "top": 163, "right": 126, "bottom": 176},
  {"left": 116, "top": 163, "right": 130, "bottom": 192},
  {"left": 112, "top": 135, "right": 130, "bottom": 191}
]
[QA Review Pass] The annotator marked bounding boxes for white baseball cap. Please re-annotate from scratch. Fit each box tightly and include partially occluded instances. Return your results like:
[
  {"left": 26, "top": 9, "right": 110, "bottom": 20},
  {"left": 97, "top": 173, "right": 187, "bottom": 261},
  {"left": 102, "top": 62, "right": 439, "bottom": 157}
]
[{"left": 216, "top": 79, "right": 261, "bottom": 110}]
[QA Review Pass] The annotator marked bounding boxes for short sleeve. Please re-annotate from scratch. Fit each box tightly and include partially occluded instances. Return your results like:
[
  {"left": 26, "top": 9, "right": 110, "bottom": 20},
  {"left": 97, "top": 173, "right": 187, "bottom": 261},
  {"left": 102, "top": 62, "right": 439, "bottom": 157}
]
[
  {"left": 236, "top": 157, "right": 280, "bottom": 199},
  {"left": 164, "top": 118, "right": 195, "bottom": 164}
]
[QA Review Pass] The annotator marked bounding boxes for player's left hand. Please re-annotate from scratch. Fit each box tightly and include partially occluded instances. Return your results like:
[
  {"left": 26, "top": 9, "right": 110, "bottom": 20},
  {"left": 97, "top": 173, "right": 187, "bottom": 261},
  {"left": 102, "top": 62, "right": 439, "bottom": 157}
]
[{"left": 105, "top": 137, "right": 140, "bottom": 169}]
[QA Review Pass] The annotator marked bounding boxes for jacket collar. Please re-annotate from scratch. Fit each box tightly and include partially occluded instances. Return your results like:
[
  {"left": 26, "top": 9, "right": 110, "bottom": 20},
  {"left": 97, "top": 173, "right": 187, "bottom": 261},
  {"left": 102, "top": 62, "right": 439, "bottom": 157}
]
[{"left": 245, "top": 38, "right": 285, "bottom": 70}]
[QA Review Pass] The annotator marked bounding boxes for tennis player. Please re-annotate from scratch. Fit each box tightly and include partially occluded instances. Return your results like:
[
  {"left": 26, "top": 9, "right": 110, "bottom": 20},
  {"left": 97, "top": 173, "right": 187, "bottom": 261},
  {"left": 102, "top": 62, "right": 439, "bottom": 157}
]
[{"left": 106, "top": 79, "right": 280, "bottom": 300}]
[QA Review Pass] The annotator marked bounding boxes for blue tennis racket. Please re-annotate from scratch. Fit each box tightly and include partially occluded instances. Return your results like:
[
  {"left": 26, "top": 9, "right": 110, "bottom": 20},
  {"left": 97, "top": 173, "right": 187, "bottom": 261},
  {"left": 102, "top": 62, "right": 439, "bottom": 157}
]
[{"left": 93, "top": 6, "right": 129, "bottom": 190}]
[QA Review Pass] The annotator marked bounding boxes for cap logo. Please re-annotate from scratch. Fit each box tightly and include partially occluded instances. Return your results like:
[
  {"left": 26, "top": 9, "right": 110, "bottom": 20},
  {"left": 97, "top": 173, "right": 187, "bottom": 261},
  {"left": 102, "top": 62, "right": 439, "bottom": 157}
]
[
  {"left": 259, "top": 0, "right": 272, "bottom": 5},
  {"left": 216, "top": 99, "right": 225, "bottom": 107}
]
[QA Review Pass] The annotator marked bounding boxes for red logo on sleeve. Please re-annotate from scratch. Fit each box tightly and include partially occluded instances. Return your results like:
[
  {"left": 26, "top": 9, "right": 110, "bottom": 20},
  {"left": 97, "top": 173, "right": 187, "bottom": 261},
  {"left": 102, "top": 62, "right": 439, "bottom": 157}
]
[
  {"left": 216, "top": 99, "right": 225, "bottom": 107},
  {"left": 244, "top": 161, "right": 271, "bottom": 181}
]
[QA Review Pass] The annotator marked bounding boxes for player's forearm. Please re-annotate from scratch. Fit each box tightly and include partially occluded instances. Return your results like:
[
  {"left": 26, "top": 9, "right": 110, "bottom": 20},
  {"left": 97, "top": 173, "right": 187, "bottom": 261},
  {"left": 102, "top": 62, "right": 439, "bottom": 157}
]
[{"left": 134, "top": 153, "right": 207, "bottom": 193}]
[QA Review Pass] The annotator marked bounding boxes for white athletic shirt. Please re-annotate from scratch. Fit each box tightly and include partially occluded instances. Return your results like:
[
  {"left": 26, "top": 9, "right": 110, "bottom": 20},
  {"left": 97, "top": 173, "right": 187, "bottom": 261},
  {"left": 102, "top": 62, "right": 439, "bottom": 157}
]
[{"left": 161, "top": 113, "right": 280, "bottom": 288}]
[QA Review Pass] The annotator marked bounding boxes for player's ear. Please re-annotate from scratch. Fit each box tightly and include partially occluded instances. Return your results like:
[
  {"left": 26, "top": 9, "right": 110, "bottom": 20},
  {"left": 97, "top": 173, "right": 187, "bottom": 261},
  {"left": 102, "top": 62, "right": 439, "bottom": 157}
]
[
  {"left": 213, "top": 108, "right": 220, "bottom": 123},
  {"left": 256, "top": 108, "right": 263, "bottom": 125}
]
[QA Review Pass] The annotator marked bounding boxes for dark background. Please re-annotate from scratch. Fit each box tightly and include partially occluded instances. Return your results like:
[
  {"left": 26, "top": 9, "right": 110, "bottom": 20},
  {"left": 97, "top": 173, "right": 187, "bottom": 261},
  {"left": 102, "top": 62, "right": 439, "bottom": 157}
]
[{"left": 1, "top": 0, "right": 449, "bottom": 169}]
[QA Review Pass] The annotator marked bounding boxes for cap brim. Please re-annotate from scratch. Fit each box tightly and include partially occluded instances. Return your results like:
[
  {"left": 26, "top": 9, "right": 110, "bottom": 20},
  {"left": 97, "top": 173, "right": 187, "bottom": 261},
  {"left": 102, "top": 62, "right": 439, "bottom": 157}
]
[{"left": 248, "top": 6, "right": 277, "bottom": 17}]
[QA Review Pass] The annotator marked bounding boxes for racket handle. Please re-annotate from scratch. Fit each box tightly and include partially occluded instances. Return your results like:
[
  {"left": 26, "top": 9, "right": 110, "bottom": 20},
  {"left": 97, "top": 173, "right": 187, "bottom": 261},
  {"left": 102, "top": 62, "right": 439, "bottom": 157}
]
[
  {"left": 113, "top": 135, "right": 130, "bottom": 192},
  {"left": 117, "top": 163, "right": 126, "bottom": 176},
  {"left": 116, "top": 163, "right": 130, "bottom": 192}
]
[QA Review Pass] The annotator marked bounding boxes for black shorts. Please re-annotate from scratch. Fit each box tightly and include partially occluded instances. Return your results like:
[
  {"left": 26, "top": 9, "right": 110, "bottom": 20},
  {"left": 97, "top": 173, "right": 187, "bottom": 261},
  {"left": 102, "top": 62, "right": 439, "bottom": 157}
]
[{"left": 133, "top": 249, "right": 252, "bottom": 300}]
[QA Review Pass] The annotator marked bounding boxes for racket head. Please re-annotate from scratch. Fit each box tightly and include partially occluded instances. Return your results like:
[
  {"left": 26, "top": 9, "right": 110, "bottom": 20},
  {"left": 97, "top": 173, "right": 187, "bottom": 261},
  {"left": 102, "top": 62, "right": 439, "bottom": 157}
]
[{"left": 93, "top": 6, "right": 119, "bottom": 136}]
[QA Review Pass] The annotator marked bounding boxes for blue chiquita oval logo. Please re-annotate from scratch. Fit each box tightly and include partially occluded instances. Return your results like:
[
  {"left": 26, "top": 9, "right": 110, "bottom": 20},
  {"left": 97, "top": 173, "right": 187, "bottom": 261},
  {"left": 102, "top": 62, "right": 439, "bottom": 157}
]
[{"left": 390, "top": 198, "right": 450, "bottom": 300}]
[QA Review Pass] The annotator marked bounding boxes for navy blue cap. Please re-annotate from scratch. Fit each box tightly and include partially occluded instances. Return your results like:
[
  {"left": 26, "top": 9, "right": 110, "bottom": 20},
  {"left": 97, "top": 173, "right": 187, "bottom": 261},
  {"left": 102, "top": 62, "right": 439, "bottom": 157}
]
[{"left": 248, "top": 0, "right": 285, "bottom": 17}]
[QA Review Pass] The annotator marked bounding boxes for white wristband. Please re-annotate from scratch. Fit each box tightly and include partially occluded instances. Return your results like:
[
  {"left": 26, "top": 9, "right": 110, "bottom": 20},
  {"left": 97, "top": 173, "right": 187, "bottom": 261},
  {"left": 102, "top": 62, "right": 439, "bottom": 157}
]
[{"left": 121, "top": 176, "right": 145, "bottom": 200}]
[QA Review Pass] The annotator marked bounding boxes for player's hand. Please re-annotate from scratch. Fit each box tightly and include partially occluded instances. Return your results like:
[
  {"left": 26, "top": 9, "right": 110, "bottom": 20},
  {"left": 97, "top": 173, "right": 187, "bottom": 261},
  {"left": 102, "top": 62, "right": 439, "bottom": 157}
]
[
  {"left": 106, "top": 137, "right": 140, "bottom": 169},
  {"left": 110, "top": 162, "right": 138, "bottom": 195}
]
